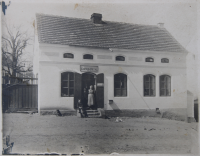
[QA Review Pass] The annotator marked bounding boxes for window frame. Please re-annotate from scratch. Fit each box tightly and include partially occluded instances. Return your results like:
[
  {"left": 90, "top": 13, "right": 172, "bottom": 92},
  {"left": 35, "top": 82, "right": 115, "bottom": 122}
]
[
  {"left": 161, "top": 58, "right": 169, "bottom": 63},
  {"left": 83, "top": 54, "right": 93, "bottom": 60},
  {"left": 143, "top": 74, "right": 156, "bottom": 97},
  {"left": 61, "top": 72, "right": 75, "bottom": 97},
  {"left": 63, "top": 53, "right": 74, "bottom": 59},
  {"left": 145, "top": 57, "right": 154, "bottom": 62},
  {"left": 114, "top": 73, "right": 127, "bottom": 97},
  {"left": 160, "top": 75, "right": 171, "bottom": 96}
]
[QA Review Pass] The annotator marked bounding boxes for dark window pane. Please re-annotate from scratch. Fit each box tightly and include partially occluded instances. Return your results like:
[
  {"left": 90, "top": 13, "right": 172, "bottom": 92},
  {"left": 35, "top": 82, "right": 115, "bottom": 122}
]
[
  {"left": 62, "top": 81, "right": 68, "bottom": 87},
  {"left": 145, "top": 76, "right": 149, "bottom": 81},
  {"left": 115, "top": 89, "right": 121, "bottom": 96},
  {"left": 116, "top": 56, "right": 125, "bottom": 61},
  {"left": 160, "top": 89, "right": 165, "bottom": 96},
  {"left": 63, "top": 53, "right": 74, "bottom": 58},
  {"left": 145, "top": 82, "right": 149, "bottom": 89},
  {"left": 121, "top": 81, "right": 125, "bottom": 88},
  {"left": 83, "top": 54, "right": 93, "bottom": 59},
  {"left": 114, "top": 81, "right": 121, "bottom": 88},
  {"left": 146, "top": 57, "right": 154, "bottom": 62},
  {"left": 161, "top": 58, "right": 169, "bottom": 63},
  {"left": 114, "top": 73, "right": 127, "bottom": 97},
  {"left": 69, "top": 89, "right": 74, "bottom": 96},
  {"left": 144, "top": 74, "right": 155, "bottom": 96},
  {"left": 144, "top": 89, "right": 149, "bottom": 96},
  {"left": 122, "top": 89, "right": 127, "bottom": 96},
  {"left": 61, "top": 72, "right": 75, "bottom": 97},
  {"left": 62, "top": 73, "right": 68, "bottom": 80},
  {"left": 160, "top": 82, "right": 165, "bottom": 89},
  {"left": 62, "top": 89, "right": 68, "bottom": 97},
  {"left": 166, "top": 90, "right": 170, "bottom": 96},
  {"left": 69, "top": 81, "right": 74, "bottom": 87},
  {"left": 69, "top": 73, "right": 74, "bottom": 80},
  {"left": 114, "top": 75, "right": 121, "bottom": 81},
  {"left": 160, "top": 76, "right": 165, "bottom": 81},
  {"left": 150, "top": 89, "right": 156, "bottom": 96},
  {"left": 160, "top": 75, "right": 171, "bottom": 96}
]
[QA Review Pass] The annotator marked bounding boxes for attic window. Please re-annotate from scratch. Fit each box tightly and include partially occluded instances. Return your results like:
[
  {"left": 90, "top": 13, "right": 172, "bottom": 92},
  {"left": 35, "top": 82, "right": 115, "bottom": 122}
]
[
  {"left": 161, "top": 58, "right": 169, "bottom": 63},
  {"left": 145, "top": 57, "right": 154, "bottom": 62},
  {"left": 63, "top": 53, "right": 74, "bottom": 58},
  {"left": 116, "top": 56, "right": 125, "bottom": 61},
  {"left": 83, "top": 54, "right": 93, "bottom": 60}
]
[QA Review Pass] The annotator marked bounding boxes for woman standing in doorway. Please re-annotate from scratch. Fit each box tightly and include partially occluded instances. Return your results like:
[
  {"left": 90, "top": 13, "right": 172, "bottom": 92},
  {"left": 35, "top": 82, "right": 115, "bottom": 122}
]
[{"left": 88, "top": 85, "right": 94, "bottom": 109}]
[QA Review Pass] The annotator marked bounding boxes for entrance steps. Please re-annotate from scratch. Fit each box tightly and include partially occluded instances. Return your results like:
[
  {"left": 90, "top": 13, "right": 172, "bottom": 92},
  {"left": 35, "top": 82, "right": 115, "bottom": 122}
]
[
  {"left": 77, "top": 109, "right": 104, "bottom": 118},
  {"left": 86, "top": 110, "right": 101, "bottom": 118}
]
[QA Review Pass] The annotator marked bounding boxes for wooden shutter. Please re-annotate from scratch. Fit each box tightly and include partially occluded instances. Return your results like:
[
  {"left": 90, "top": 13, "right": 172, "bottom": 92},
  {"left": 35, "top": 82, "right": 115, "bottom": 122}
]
[
  {"left": 96, "top": 73, "right": 104, "bottom": 108},
  {"left": 74, "top": 73, "right": 82, "bottom": 109},
  {"left": 167, "top": 76, "right": 171, "bottom": 96}
]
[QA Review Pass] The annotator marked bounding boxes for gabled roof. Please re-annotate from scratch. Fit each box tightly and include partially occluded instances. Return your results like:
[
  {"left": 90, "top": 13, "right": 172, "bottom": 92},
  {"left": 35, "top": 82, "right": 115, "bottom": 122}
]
[{"left": 36, "top": 13, "right": 186, "bottom": 52}]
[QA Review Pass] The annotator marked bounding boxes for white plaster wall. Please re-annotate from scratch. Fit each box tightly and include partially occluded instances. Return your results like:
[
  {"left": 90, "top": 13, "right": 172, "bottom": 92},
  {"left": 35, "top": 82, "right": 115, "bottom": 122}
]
[{"left": 38, "top": 44, "right": 187, "bottom": 111}]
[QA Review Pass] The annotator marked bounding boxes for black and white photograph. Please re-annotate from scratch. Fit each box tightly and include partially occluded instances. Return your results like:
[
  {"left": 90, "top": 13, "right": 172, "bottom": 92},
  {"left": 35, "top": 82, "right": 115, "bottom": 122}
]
[{"left": 1, "top": 0, "right": 199, "bottom": 155}]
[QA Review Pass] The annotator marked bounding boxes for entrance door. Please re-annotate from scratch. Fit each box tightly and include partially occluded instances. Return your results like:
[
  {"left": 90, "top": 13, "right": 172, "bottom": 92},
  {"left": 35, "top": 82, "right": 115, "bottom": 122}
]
[{"left": 82, "top": 73, "right": 97, "bottom": 109}]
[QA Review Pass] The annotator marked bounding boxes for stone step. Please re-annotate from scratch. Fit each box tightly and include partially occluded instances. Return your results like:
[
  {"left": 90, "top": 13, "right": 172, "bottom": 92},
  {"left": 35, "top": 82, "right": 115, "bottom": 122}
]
[
  {"left": 77, "top": 109, "right": 102, "bottom": 118},
  {"left": 87, "top": 115, "right": 101, "bottom": 118},
  {"left": 87, "top": 112, "right": 100, "bottom": 115},
  {"left": 86, "top": 110, "right": 98, "bottom": 112}
]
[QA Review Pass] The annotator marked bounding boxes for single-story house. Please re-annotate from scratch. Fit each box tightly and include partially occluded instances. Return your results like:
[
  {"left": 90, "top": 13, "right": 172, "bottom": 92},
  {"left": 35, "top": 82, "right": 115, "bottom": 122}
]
[{"left": 34, "top": 13, "right": 192, "bottom": 119}]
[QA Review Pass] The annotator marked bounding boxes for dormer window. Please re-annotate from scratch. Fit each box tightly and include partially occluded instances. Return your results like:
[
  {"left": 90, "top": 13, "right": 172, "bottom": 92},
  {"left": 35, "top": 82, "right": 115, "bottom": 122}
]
[
  {"left": 63, "top": 53, "right": 74, "bottom": 58},
  {"left": 83, "top": 54, "right": 93, "bottom": 60},
  {"left": 116, "top": 56, "right": 125, "bottom": 61},
  {"left": 145, "top": 57, "right": 154, "bottom": 62},
  {"left": 161, "top": 58, "right": 169, "bottom": 63}
]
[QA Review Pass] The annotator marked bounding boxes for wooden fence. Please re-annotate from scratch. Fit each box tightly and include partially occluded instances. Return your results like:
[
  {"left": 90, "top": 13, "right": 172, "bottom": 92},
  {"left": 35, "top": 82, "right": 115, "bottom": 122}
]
[{"left": 2, "top": 84, "right": 38, "bottom": 112}]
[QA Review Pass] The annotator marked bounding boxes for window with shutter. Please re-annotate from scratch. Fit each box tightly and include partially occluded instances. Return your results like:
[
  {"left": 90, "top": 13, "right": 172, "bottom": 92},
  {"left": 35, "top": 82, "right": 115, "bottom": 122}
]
[
  {"left": 61, "top": 72, "right": 75, "bottom": 97},
  {"left": 145, "top": 57, "right": 154, "bottom": 62},
  {"left": 160, "top": 75, "right": 171, "bottom": 96},
  {"left": 114, "top": 73, "right": 127, "bottom": 97},
  {"left": 144, "top": 74, "right": 155, "bottom": 96}
]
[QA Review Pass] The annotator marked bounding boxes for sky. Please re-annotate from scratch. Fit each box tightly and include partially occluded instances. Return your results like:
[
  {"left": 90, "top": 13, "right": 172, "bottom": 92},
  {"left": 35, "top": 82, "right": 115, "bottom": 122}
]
[{"left": 1, "top": 0, "right": 199, "bottom": 96}]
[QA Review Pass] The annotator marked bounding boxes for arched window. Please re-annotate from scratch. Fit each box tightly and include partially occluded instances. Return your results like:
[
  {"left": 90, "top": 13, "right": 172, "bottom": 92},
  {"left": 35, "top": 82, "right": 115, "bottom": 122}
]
[
  {"left": 144, "top": 74, "right": 155, "bottom": 96},
  {"left": 116, "top": 56, "right": 125, "bottom": 61},
  {"left": 114, "top": 73, "right": 127, "bottom": 97},
  {"left": 83, "top": 54, "right": 93, "bottom": 60},
  {"left": 161, "top": 58, "right": 169, "bottom": 63},
  {"left": 61, "top": 72, "right": 74, "bottom": 97},
  {"left": 160, "top": 75, "right": 171, "bottom": 96},
  {"left": 63, "top": 53, "right": 74, "bottom": 58},
  {"left": 145, "top": 57, "right": 154, "bottom": 62}
]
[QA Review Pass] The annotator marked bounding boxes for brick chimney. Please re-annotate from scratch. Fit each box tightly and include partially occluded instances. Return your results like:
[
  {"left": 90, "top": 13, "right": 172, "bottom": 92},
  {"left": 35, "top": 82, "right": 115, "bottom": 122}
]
[{"left": 91, "top": 13, "right": 106, "bottom": 24}]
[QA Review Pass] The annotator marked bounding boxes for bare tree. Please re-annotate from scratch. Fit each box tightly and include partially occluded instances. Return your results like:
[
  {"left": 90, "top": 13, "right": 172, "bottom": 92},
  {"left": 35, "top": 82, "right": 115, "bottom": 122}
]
[{"left": 2, "top": 24, "right": 33, "bottom": 83}]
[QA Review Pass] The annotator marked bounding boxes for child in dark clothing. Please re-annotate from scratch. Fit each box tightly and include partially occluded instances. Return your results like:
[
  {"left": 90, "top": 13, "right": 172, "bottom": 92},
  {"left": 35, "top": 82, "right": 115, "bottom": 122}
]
[{"left": 77, "top": 99, "right": 88, "bottom": 118}]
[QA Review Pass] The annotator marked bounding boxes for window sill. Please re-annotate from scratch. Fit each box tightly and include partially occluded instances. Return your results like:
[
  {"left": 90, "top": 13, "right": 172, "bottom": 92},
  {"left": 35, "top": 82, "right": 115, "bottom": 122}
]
[
  {"left": 143, "top": 96, "right": 156, "bottom": 97},
  {"left": 114, "top": 96, "right": 128, "bottom": 98}
]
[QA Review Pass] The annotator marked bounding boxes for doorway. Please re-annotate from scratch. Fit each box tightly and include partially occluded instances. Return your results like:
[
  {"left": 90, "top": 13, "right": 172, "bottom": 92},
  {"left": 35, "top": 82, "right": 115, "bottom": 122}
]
[{"left": 82, "top": 73, "right": 97, "bottom": 109}]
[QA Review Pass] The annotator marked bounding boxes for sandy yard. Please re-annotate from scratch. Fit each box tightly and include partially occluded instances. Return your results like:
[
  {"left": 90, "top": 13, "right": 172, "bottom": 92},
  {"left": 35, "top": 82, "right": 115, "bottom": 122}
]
[{"left": 3, "top": 113, "right": 199, "bottom": 155}]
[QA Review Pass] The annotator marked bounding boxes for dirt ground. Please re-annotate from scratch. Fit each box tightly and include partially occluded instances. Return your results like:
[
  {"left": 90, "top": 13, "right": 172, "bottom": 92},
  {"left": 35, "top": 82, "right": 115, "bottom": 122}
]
[{"left": 3, "top": 113, "right": 199, "bottom": 155}]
